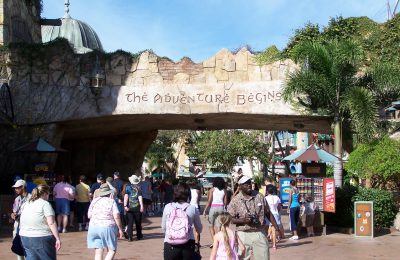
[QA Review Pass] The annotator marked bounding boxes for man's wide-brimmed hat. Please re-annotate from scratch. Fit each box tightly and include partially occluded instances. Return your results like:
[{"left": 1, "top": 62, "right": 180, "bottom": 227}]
[
  {"left": 96, "top": 183, "right": 113, "bottom": 197},
  {"left": 128, "top": 175, "right": 140, "bottom": 185}
]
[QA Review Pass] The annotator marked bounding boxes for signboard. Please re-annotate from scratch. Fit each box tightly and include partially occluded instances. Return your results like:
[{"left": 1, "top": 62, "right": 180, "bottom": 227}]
[
  {"left": 301, "top": 163, "right": 326, "bottom": 177},
  {"left": 323, "top": 178, "right": 336, "bottom": 213},
  {"left": 279, "top": 178, "right": 291, "bottom": 207},
  {"left": 34, "top": 162, "right": 49, "bottom": 172},
  {"left": 354, "top": 201, "right": 374, "bottom": 238}
]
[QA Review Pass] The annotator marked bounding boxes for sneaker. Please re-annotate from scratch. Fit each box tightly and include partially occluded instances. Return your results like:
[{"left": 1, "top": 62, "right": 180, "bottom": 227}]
[
  {"left": 289, "top": 235, "right": 299, "bottom": 240},
  {"left": 62, "top": 229, "right": 67, "bottom": 233},
  {"left": 79, "top": 226, "right": 83, "bottom": 232}
]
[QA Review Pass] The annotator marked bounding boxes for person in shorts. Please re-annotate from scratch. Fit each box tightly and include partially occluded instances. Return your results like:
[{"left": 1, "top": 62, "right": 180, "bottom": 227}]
[
  {"left": 87, "top": 183, "right": 124, "bottom": 259},
  {"left": 202, "top": 177, "right": 227, "bottom": 246},
  {"left": 140, "top": 176, "right": 153, "bottom": 216},
  {"left": 303, "top": 195, "right": 316, "bottom": 237},
  {"left": 53, "top": 175, "right": 75, "bottom": 233}
]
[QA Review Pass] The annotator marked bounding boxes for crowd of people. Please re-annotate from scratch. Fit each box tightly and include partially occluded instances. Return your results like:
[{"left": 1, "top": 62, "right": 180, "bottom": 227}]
[{"left": 10, "top": 170, "right": 315, "bottom": 260}]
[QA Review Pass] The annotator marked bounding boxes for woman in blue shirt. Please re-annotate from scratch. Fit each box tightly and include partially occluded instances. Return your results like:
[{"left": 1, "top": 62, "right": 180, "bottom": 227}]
[{"left": 287, "top": 179, "right": 300, "bottom": 240}]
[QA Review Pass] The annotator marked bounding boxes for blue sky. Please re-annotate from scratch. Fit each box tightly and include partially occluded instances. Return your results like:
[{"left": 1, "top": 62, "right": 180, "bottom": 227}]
[{"left": 42, "top": 0, "right": 391, "bottom": 62}]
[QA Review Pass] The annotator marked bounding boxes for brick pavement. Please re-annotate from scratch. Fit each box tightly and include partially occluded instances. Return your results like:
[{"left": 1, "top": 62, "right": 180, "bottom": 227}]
[{"left": 1, "top": 214, "right": 399, "bottom": 259}]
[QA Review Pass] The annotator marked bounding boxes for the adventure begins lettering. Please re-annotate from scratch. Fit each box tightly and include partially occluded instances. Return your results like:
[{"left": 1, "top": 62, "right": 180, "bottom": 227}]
[{"left": 125, "top": 91, "right": 282, "bottom": 105}]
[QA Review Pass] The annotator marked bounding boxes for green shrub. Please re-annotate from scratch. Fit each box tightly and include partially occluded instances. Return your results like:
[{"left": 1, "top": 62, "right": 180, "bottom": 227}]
[
  {"left": 325, "top": 185, "right": 358, "bottom": 228},
  {"left": 353, "top": 188, "right": 397, "bottom": 228}
]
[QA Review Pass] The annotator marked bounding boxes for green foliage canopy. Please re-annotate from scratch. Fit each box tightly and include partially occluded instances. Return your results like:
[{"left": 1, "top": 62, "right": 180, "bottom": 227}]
[
  {"left": 186, "top": 130, "right": 271, "bottom": 173},
  {"left": 145, "top": 130, "right": 180, "bottom": 174},
  {"left": 346, "top": 137, "right": 400, "bottom": 187}
]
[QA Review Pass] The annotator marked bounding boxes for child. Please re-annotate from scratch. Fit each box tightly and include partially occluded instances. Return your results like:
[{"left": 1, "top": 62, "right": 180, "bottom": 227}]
[
  {"left": 210, "top": 213, "right": 244, "bottom": 260},
  {"left": 265, "top": 185, "right": 283, "bottom": 250},
  {"left": 304, "top": 195, "right": 316, "bottom": 237}
]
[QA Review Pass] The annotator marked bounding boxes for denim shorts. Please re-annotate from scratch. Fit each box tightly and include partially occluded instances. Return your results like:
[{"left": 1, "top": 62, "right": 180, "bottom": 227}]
[
  {"left": 55, "top": 198, "right": 70, "bottom": 215},
  {"left": 87, "top": 225, "right": 118, "bottom": 250},
  {"left": 21, "top": 235, "right": 56, "bottom": 260}
]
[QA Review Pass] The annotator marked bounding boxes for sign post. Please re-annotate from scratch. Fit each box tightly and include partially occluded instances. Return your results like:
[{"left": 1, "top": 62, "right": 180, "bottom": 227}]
[
  {"left": 354, "top": 201, "right": 374, "bottom": 238},
  {"left": 279, "top": 178, "right": 291, "bottom": 207},
  {"left": 323, "top": 178, "right": 336, "bottom": 213}
]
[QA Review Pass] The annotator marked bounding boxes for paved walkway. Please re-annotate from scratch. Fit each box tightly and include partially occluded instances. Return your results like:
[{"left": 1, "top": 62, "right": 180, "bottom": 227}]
[{"left": 1, "top": 214, "right": 399, "bottom": 260}]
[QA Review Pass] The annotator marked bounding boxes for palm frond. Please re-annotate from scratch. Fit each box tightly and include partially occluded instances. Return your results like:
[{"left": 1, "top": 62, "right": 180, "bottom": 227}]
[
  {"left": 343, "top": 87, "right": 378, "bottom": 143},
  {"left": 366, "top": 62, "right": 400, "bottom": 106}
]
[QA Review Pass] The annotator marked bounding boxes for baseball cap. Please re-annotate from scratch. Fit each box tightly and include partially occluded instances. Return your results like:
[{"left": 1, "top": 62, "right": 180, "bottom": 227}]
[
  {"left": 96, "top": 173, "right": 104, "bottom": 180},
  {"left": 238, "top": 176, "right": 252, "bottom": 185},
  {"left": 12, "top": 179, "right": 26, "bottom": 188}
]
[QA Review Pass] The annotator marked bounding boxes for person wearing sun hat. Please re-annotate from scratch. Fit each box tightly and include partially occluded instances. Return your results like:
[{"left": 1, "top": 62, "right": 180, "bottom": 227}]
[
  {"left": 227, "top": 175, "right": 280, "bottom": 260},
  {"left": 87, "top": 183, "right": 124, "bottom": 259},
  {"left": 124, "top": 175, "right": 144, "bottom": 241}
]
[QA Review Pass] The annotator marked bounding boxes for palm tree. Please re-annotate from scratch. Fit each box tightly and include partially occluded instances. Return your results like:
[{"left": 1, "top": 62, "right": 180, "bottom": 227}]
[{"left": 283, "top": 40, "right": 377, "bottom": 187}]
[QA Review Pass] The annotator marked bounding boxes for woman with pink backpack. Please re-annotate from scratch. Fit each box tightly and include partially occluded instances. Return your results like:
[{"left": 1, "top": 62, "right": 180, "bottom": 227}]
[{"left": 161, "top": 183, "right": 203, "bottom": 260}]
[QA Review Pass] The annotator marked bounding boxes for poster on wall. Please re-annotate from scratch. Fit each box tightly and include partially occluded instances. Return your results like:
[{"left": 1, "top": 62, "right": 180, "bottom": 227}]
[
  {"left": 354, "top": 201, "right": 374, "bottom": 238},
  {"left": 279, "top": 178, "right": 291, "bottom": 207},
  {"left": 323, "top": 178, "right": 336, "bottom": 213}
]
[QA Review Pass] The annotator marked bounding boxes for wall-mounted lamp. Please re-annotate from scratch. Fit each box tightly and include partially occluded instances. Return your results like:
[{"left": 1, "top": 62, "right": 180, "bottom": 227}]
[{"left": 89, "top": 56, "right": 105, "bottom": 95}]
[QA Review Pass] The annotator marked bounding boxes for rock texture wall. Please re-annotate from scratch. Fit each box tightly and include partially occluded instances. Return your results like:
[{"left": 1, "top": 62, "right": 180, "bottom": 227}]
[
  {"left": 3, "top": 41, "right": 299, "bottom": 125},
  {"left": 0, "top": 0, "right": 42, "bottom": 45}
]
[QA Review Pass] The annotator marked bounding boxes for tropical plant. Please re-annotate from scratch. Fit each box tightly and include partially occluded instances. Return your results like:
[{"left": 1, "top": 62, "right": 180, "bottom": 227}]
[
  {"left": 282, "top": 39, "right": 378, "bottom": 187},
  {"left": 364, "top": 61, "right": 400, "bottom": 107},
  {"left": 144, "top": 130, "right": 181, "bottom": 175}
]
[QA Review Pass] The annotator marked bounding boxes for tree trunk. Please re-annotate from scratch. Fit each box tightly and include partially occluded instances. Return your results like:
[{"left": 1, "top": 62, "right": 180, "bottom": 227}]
[
  {"left": 333, "top": 119, "right": 343, "bottom": 187},
  {"left": 249, "top": 159, "right": 254, "bottom": 177}
]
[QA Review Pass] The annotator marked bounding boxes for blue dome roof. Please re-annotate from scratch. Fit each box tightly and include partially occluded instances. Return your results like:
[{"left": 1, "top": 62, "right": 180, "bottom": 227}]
[{"left": 42, "top": 15, "right": 103, "bottom": 54}]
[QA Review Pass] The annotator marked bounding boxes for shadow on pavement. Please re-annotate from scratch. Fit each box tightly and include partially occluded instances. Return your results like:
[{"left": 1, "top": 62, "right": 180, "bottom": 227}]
[{"left": 277, "top": 240, "right": 312, "bottom": 249}]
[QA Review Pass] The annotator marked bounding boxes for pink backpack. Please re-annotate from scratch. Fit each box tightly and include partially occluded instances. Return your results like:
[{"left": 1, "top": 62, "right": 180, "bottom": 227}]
[{"left": 165, "top": 203, "right": 191, "bottom": 245}]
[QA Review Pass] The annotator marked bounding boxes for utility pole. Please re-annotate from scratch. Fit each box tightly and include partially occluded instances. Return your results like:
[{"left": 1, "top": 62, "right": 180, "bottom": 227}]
[{"left": 387, "top": 0, "right": 400, "bottom": 20}]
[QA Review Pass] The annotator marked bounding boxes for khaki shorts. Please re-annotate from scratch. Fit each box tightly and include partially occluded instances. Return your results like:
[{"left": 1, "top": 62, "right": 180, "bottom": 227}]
[{"left": 208, "top": 206, "right": 224, "bottom": 227}]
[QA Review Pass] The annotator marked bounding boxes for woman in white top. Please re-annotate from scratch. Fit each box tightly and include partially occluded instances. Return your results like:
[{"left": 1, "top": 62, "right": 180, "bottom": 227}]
[
  {"left": 189, "top": 180, "right": 202, "bottom": 249},
  {"left": 265, "top": 185, "right": 284, "bottom": 250},
  {"left": 203, "top": 177, "right": 227, "bottom": 247},
  {"left": 19, "top": 184, "right": 61, "bottom": 260}
]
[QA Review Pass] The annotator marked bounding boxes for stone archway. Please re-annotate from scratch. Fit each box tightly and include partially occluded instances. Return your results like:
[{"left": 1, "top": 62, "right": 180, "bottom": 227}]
[{"left": 1, "top": 42, "right": 332, "bottom": 182}]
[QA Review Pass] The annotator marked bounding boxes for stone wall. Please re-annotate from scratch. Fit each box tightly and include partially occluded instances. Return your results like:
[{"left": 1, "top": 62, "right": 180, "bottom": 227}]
[
  {"left": 3, "top": 42, "right": 299, "bottom": 125},
  {"left": 0, "top": 0, "right": 42, "bottom": 45}
]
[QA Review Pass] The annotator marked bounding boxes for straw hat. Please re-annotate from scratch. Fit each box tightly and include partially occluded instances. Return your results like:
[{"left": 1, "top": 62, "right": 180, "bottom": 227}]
[
  {"left": 96, "top": 183, "right": 113, "bottom": 197},
  {"left": 128, "top": 175, "right": 140, "bottom": 185}
]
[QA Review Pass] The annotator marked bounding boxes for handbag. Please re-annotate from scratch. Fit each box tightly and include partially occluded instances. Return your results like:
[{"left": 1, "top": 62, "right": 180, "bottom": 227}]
[{"left": 11, "top": 222, "right": 25, "bottom": 256}]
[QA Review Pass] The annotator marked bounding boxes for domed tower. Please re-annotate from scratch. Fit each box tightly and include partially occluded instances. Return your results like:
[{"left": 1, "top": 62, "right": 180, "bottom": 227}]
[{"left": 41, "top": 0, "right": 103, "bottom": 54}]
